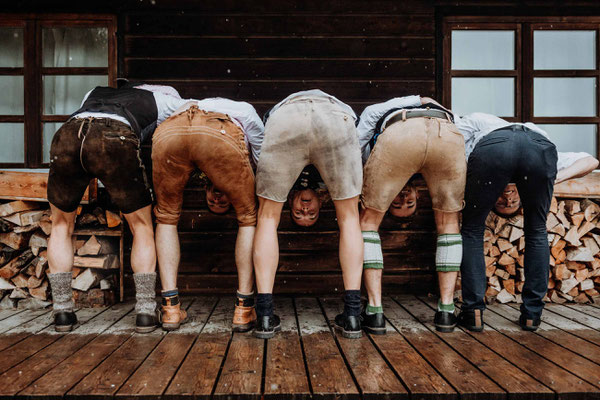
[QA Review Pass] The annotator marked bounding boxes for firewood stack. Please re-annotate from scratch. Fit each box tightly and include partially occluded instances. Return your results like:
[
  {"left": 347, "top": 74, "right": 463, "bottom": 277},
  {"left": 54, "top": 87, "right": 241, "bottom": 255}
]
[
  {"left": 0, "top": 200, "right": 121, "bottom": 309},
  {"left": 483, "top": 197, "right": 600, "bottom": 305}
]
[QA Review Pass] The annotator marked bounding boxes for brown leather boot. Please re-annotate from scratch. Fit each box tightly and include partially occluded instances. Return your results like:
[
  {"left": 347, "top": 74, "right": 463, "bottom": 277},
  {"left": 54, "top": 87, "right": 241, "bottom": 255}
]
[
  {"left": 232, "top": 297, "right": 257, "bottom": 332},
  {"left": 160, "top": 296, "right": 188, "bottom": 331}
]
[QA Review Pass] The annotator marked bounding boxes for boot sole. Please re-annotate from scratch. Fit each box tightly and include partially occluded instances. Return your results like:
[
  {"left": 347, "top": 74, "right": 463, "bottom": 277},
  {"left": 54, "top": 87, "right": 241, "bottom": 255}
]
[
  {"left": 253, "top": 324, "right": 281, "bottom": 339},
  {"left": 520, "top": 324, "right": 539, "bottom": 332},
  {"left": 232, "top": 321, "right": 255, "bottom": 333},
  {"left": 334, "top": 324, "right": 362, "bottom": 339},
  {"left": 435, "top": 324, "right": 456, "bottom": 333},
  {"left": 136, "top": 325, "right": 158, "bottom": 334},
  {"left": 55, "top": 322, "right": 79, "bottom": 333},
  {"left": 363, "top": 326, "right": 387, "bottom": 335}
]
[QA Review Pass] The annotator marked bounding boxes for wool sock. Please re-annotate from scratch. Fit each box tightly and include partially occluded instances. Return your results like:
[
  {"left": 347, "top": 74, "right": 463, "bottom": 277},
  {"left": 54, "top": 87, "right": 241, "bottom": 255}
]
[
  {"left": 366, "top": 304, "right": 383, "bottom": 315},
  {"left": 256, "top": 293, "right": 273, "bottom": 318},
  {"left": 133, "top": 272, "right": 157, "bottom": 315},
  {"left": 438, "top": 299, "right": 455, "bottom": 313},
  {"left": 362, "top": 231, "right": 383, "bottom": 269},
  {"left": 236, "top": 290, "right": 255, "bottom": 307},
  {"left": 48, "top": 271, "right": 74, "bottom": 313},
  {"left": 343, "top": 290, "right": 362, "bottom": 317},
  {"left": 436, "top": 233, "right": 462, "bottom": 272}
]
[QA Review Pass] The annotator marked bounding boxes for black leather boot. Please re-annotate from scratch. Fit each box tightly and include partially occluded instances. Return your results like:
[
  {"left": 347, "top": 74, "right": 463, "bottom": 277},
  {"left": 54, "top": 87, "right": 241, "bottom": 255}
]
[
  {"left": 361, "top": 311, "right": 386, "bottom": 335},
  {"left": 54, "top": 311, "right": 78, "bottom": 332},
  {"left": 434, "top": 311, "right": 457, "bottom": 333},
  {"left": 253, "top": 314, "right": 281, "bottom": 339},
  {"left": 136, "top": 311, "right": 159, "bottom": 333},
  {"left": 519, "top": 314, "right": 541, "bottom": 331},
  {"left": 334, "top": 313, "right": 362, "bottom": 339},
  {"left": 457, "top": 309, "right": 484, "bottom": 332}
]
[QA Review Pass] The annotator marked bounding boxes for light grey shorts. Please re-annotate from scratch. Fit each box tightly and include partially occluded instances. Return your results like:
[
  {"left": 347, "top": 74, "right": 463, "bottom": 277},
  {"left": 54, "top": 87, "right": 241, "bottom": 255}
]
[{"left": 256, "top": 96, "right": 362, "bottom": 202}]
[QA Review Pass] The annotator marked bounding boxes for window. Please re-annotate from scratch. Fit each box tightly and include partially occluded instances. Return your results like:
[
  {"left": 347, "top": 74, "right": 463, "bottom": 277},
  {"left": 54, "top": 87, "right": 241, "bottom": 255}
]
[
  {"left": 0, "top": 15, "right": 116, "bottom": 168},
  {"left": 444, "top": 18, "right": 600, "bottom": 157}
]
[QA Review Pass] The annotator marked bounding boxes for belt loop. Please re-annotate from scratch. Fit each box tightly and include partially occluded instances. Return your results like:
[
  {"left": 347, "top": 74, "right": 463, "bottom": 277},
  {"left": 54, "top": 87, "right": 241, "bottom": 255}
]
[
  {"left": 444, "top": 112, "right": 451, "bottom": 122},
  {"left": 77, "top": 119, "right": 85, "bottom": 139},
  {"left": 402, "top": 110, "right": 407, "bottom": 121},
  {"left": 438, "top": 118, "right": 442, "bottom": 137}
]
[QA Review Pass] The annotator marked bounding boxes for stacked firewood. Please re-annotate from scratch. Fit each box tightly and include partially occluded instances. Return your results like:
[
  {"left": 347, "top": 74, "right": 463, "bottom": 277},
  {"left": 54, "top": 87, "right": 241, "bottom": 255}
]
[
  {"left": 484, "top": 197, "right": 600, "bottom": 305},
  {"left": 0, "top": 200, "right": 121, "bottom": 309}
]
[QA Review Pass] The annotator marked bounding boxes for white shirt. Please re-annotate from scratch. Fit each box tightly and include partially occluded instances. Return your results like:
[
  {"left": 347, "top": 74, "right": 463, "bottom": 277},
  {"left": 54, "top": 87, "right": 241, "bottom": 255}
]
[
  {"left": 266, "top": 89, "right": 357, "bottom": 122},
  {"left": 455, "top": 112, "right": 590, "bottom": 171},
  {"left": 356, "top": 96, "right": 422, "bottom": 163},
  {"left": 74, "top": 85, "right": 187, "bottom": 128},
  {"left": 178, "top": 98, "right": 265, "bottom": 166}
]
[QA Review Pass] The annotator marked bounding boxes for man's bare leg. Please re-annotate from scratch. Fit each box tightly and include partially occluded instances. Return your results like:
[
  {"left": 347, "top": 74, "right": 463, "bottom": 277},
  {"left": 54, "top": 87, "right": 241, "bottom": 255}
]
[
  {"left": 359, "top": 207, "right": 386, "bottom": 308},
  {"left": 123, "top": 205, "right": 159, "bottom": 333},
  {"left": 232, "top": 225, "right": 257, "bottom": 332},
  {"left": 236, "top": 226, "right": 256, "bottom": 294},
  {"left": 252, "top": 198, "right": 284, "bottom": 338},
  {"left": 155, "top": 221, "right": 187, "bottom": 330},
  {"left": 47, "top": 205, "right": 78, "bottom": 331},
  {"left": 332, "top": 196, "right": 364, "bottom": 338}
]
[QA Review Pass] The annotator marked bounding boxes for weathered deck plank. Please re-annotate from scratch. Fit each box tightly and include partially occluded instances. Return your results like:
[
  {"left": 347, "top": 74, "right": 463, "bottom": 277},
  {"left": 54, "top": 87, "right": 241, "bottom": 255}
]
[
  {"left": 263, "top": 297, "right": 310, "bottom": 400},
  {"left": 67, "top": 299, "right": 193, "bottom": 399},
  {"left": 383, "top": 297, "right": 506, "bottom": 400},
  {"left": 296, "top": 297, "right": 359, "bottom": 400},
  {"left": 0, "top": 309, "right": 54, "bottom": 351},
  {"left": 164, "top": 298, "right": 231, "bottom": 400},
  {"left": 0, "top": 302, "right": 132, "bottom": 397},
  {"left": 117, "top": 298, "right": 217, "bottom": 399},
  {"left": 320, "top": 297, "right": 408, "bottom": 400},
  {"left": 411, "top": 296, "right": 554, "bottom": 400},
  {"left": 0, "top": 306, "right": 106, "bottom": 375}
]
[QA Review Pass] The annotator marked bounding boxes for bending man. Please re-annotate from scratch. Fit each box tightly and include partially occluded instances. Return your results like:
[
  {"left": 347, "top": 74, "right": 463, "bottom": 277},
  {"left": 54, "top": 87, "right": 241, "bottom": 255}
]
[
  {"left": 253, "top": 89, "right": 364, "bottom": 339},
  {"left": 47, "top": 83, "right": 183, "bottom": 332},
  {"left": 456, "top": 112, "right": 598, "bottom": 332},
  {"left": 152, "top": 98, "right": 263, "bottom": 331},
  {"left": 358, "top": 96, "right": 466, "bottom": 334}
]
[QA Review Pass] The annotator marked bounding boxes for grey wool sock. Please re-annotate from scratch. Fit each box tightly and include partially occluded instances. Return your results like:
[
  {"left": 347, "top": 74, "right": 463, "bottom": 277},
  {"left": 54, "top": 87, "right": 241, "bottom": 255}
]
[
  {"left": 134, "top": 272, "right": 157, "bottom": 315},
  {"left": 48, "top": 272, "right": 74, "bottom": 313}
]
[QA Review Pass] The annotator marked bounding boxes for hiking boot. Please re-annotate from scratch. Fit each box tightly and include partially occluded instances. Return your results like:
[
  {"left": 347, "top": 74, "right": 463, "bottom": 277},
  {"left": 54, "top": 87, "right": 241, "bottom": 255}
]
[
  {"left": 54, "top": 311, "right": 78, "bottom": 332},
  {"left": 519, "top": 314, "right": 541, "bottom": 331},
  {"left": 160, "top": 298, "right": 188, "bottom": 331},
  {"left": 254, "top": 314, "right": 281, "bottom": 339},
  {"left": 135, "top": 311, "right": 159, "bottom": 334},
  {"left": 232, "top": 297, "right": 257, "bottom": 332},
  {"left": 334, "top": 313, "right": 362, "bottom": 339},
  {"left": 361, "top": 311, "right": 386, "bottom": 335},
  {"left": 434, "top": 310, "right": 457, "bottom": 333},
  {"left": 457, "top": 309, "right": 484, "bottom": 332}
]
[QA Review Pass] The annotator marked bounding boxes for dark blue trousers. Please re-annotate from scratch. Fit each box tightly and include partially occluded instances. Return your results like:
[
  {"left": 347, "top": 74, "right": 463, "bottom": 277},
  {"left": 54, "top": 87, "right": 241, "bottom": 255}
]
[{"left": 461, "top": 126, "right": 557, "bottom": 319}]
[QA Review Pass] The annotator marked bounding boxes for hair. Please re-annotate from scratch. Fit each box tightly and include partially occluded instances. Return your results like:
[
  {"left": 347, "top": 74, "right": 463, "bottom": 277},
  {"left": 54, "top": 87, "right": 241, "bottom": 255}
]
[{"left": 491, "top": 203, "right": 523, "bottom": 219}]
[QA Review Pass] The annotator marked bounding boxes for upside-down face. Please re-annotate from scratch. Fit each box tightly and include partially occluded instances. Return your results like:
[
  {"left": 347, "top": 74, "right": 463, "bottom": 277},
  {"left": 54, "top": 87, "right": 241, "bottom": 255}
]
[
  {"left": 388, "top": 185, "right": 418, "bottom": 218},
  {"left": 206, "top": 184, "right": 231, "bottom": 214},
  {"left": 289, "top": 188, "right": 322, "bottom": 227},
  {"left": 494, "top": 183, "right": 521, "bottom": 217}
]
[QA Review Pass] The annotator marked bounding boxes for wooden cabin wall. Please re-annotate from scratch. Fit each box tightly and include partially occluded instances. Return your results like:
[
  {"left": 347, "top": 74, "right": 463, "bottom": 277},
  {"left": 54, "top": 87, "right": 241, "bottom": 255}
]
[
  {"left": 121, "top": 0, "right": 439, "bottom": 295},
  {"left": 6, "top": 0, "right": 600, "bottom": 295}
]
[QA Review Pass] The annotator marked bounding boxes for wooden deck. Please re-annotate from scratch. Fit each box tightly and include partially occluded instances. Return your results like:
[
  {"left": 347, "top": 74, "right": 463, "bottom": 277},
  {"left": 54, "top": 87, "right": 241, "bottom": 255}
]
[{"left": 1, "top": 296, "right": 600, "bottom": 399}]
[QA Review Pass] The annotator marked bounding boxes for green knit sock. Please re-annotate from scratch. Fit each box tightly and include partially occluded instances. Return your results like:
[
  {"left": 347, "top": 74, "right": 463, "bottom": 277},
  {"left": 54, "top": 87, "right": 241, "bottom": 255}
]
[
  {"left": 366, "top": 304, "right": 383, "bottom": 315},
  {"left": 438, "top": 299, "right": 455, "bottom": 313}
]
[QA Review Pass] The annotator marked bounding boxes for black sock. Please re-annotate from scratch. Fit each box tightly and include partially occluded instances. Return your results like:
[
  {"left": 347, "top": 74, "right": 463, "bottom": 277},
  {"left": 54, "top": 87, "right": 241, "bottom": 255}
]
[
  {"left": 161, "top": 289, "right": 179, "bottom": 306},
  {"left": 256, "top": 293, "right": 273, "bottom": 318},
  {"left": 344, "top": 290, "right": 361, "bottom": 317},
  {"left": 236, "top": 291, "right": 255, "bottom": 307}
]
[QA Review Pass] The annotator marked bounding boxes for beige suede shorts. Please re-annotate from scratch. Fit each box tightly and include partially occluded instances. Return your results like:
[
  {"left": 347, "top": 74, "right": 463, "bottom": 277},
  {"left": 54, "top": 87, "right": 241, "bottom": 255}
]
[
  {"left": 362, "top": 116, "right": 466, "bottom": 213},
  {"left": 256, "top": 96, "right": 362, "bottom": 202}
]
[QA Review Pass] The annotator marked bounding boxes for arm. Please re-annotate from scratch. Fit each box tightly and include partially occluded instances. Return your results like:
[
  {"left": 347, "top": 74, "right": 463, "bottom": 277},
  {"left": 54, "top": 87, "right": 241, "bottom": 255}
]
[{"left": 555, "top": 155, "right": 599, "bottom": 184}]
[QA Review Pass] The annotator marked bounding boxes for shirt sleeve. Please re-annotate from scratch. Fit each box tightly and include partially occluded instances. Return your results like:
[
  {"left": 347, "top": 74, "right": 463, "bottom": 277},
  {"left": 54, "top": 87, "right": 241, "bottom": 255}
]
[
  {"left": 557, "top": 152, "right": 592, "bottom": 171},
  {"left": 240, "top": 103, "right": 265, "bottom": 166},
  {"left": 357, "top": 95, "right": 421, "bottom": 163},
  {"left": 153, "top": 92, "right": 191, "bottom": 125},
  {"left": 80, "top": 90, "right": 93, "bottom": 107}
]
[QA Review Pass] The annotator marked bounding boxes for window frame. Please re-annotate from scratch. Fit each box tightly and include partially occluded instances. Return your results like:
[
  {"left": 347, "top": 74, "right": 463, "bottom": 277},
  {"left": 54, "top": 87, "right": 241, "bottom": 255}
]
[
  {"left": 443, "top": 16, "right": 600, "bottom": 157},
  {"left": 0, "top": 14, "right": 117, "bottom": 168}
]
